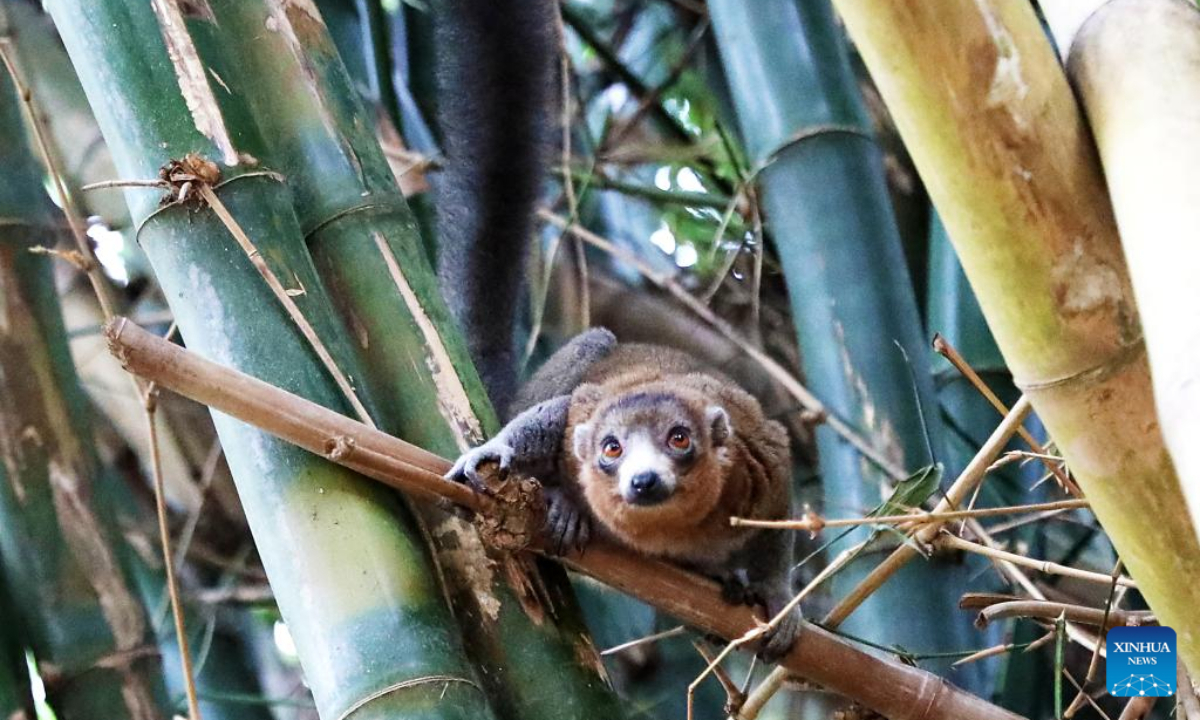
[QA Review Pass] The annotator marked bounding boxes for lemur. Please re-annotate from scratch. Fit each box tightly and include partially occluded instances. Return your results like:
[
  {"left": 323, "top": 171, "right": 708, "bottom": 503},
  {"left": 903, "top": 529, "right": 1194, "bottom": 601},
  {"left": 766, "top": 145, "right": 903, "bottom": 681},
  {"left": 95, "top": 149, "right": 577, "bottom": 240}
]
[{"left": 431, "top": 0, "right": 800, "bottom": 661}]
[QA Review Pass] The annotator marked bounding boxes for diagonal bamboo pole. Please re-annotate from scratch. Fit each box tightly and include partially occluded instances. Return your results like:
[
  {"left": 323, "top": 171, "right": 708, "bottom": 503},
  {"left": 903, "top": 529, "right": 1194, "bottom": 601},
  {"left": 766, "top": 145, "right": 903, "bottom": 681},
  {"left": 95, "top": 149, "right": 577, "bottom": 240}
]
[
  {"left": 106, "top": 317, "right": 1028, "bottom": 720},
  {"left": 830, "top": 0, "right": 1200, "bottom": 673},
  {"left": 1042, "top": 0, "right": 1200, "bottom": 559}
]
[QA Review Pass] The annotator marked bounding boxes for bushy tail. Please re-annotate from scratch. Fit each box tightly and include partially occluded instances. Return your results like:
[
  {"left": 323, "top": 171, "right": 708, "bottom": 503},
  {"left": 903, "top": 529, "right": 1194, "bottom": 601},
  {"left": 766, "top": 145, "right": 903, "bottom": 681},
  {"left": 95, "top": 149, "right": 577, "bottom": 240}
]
[{"left": 432, "top": 0, "right": 557, "bottom": 414}]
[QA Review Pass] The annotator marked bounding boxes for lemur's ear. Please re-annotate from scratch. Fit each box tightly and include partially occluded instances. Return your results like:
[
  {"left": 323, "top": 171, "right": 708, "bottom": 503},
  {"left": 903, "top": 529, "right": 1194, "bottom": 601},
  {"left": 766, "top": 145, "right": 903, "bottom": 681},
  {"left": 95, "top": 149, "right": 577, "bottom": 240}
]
[
  {"left": 573, "top": 423, "right": 594, "bottom": 462},
  {"left": 706, "top": 406, "right": 731, "bottom": 446}
]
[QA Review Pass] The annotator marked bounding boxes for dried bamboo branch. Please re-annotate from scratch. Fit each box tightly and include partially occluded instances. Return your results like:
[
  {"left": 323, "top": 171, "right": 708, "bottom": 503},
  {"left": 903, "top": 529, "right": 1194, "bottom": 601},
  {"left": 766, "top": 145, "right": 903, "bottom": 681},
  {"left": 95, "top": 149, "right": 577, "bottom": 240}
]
[
  {"left": 0, "top": 37, "right": 120, "bottom": 319},
  {"left": 972, "top": 600, "right": 1153, "bottom": 630},
  {"left": 932, "top": 334, "right": 1080, "bottom": 496},
  {"left": 935, "top": 534, "right": 1136, "bottom": 588},
  {"left": 731, "top": 498, "right": 1088, "bottom": 532},
  {"left": 822, "top": 396, "right": 1033, "bottom": 626},
  {"left": 197, "top": 184, "right": 376, "bottom": 429},
  {"left": 1118, "top": 696, "right": 1156, "bottom": 720},
  {"left": 144, "top": 387, "right": 202, "bottom": 720},
  {"left": 105, "top": 317, "right": 1027, "bottom": 720}
]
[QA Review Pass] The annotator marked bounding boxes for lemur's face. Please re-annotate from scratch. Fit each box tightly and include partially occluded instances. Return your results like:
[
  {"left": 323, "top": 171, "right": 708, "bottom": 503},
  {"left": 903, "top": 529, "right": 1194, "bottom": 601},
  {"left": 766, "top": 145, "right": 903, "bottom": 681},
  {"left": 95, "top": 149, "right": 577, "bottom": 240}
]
[{"left": 573, "top": 392, "right": 730, "bottom": 508}]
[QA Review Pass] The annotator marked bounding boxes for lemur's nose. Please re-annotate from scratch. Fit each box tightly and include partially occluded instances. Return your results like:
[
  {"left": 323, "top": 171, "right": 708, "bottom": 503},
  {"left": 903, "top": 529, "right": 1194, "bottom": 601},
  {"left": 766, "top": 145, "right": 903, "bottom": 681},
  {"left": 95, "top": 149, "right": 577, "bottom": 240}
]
[
  {"left": 629, "top": 471, "right": 664, "bottom": 502},
  {"left": 631, "top": 471, "right": 660, "bottom": 492}
]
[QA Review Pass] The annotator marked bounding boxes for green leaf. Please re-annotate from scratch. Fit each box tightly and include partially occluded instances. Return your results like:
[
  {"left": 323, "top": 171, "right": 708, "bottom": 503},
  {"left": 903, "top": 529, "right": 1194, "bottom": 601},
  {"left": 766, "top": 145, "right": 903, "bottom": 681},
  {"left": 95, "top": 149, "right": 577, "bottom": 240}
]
[{"left": 877, "top": 463, "right": 943, "bottom": 517}]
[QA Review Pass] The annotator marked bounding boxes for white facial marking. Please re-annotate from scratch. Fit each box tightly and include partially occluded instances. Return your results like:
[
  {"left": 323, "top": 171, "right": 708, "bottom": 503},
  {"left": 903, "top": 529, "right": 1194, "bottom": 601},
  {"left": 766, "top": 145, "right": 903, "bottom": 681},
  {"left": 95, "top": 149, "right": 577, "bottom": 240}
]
[{"left": 616, "top": 432, "right": 676, "bottom": 499}]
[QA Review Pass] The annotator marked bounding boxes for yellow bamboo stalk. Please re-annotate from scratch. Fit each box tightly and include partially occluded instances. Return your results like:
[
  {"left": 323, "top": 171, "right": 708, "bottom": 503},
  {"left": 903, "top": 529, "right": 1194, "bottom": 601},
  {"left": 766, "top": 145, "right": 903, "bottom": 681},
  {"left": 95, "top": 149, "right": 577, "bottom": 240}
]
[
  {"left": 1045, "top": 0, "right": 1200, "bottom": 570},
  {"left": 830, "top": 0, "right": 1200, "bottom": 672}
]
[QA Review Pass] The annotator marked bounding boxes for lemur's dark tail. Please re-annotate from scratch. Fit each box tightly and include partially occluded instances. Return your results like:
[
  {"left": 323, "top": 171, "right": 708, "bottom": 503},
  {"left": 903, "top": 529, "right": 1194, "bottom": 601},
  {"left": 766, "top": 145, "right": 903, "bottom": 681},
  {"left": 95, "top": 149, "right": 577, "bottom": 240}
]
[{"left": 432, "top": 0, "right": 557, "bottom": 415}]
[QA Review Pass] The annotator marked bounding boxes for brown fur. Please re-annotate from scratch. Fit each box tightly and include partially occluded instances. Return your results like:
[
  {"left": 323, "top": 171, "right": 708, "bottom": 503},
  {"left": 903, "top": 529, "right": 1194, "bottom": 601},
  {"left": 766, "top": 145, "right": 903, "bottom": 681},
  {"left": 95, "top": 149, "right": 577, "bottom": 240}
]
[{"left": 563, "top": 345, "right": 791, "bottom": 568}]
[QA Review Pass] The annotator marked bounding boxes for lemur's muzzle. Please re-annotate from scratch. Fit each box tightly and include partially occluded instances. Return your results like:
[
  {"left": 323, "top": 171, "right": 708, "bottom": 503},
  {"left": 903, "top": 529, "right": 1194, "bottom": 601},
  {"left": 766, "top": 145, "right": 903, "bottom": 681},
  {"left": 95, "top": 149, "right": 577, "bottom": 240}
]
[{"left": 624, "top": 471, "right": 671, "bottom": 505}]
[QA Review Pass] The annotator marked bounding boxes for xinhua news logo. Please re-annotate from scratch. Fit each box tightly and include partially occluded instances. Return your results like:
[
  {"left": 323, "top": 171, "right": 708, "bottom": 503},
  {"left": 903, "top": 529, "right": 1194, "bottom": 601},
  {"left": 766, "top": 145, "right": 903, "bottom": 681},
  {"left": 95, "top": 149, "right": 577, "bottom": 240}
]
[{"left": 1107, "top": 626, "right": 1176, "bottom": 697}]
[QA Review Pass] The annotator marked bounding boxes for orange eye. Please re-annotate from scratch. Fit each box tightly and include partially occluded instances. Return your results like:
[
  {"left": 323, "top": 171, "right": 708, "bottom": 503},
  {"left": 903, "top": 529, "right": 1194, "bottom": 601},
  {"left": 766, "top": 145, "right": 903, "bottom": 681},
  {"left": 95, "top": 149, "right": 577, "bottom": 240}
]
[
  {"left": 668, "top": 428, "right": 691, "bottom": 451},
  {"left": 602, "top": 438, "right": 623, "bottom": 459}
]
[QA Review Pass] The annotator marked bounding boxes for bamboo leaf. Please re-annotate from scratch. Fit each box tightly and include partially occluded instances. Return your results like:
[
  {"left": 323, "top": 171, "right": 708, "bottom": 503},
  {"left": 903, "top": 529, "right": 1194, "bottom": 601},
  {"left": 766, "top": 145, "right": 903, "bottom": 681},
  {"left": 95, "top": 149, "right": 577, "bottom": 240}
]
[{"left": 878, "top": 463, "right": 942, "bottom": 517}]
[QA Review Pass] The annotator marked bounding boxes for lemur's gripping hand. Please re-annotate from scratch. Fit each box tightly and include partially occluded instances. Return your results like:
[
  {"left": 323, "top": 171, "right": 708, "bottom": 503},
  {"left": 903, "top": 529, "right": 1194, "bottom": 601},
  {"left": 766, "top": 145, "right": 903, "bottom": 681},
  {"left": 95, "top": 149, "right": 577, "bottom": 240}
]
[
  {"left": 757, "top": 591, "right": 802, "bottom": 664},
  {"left": 446, "top": 437, "right": 516, "bottom": 494},
  {"left": 543, "top": 487, "right": 591, "bottom": 556},
  {"left": 717, "top": 574, "right": 801, "bottom": 663},
  {"left": 446, "top": 395, "right": 572, "bottom": 495}
]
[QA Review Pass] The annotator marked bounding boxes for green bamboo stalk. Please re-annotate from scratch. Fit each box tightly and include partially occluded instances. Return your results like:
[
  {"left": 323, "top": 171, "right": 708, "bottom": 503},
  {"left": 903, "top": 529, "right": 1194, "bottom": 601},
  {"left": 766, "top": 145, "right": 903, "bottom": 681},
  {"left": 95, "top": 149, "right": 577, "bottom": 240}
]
[
  {"left": 707, "top": 0, "right": 979, "bottom": 682},
  {"left": 0, "top": 68, "right": 171, "bottom": 720},
  {"left": 101, "top": 484, "right": 279, "bottom": 720},
  {"left": 831, "top": 0, "right": 1200, "bottom": 673},
  {"left": 1042, "top": 0, "right": 1200, "bottom": 558},
  {"left": 1, "top": 18, "right": 279, "bottom": 717},
  {"left": 0, "top": 570, "right": 33, "bottom": 720},
  {"left": 202, "top": 1, "right": 623, "bottom": 718},
  {"left": 44, "top": 2, "right": 497, "bottom": 718}
]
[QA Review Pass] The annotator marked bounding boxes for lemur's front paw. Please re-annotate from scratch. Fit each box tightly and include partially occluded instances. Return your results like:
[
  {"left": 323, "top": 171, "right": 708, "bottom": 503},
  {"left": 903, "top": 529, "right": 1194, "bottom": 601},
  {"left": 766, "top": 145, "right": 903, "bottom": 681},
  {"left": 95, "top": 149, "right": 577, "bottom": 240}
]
[
  {"left": 756, "top": 599, "right": 802, "bottom": 664},
  {"left": 543, "top": 487, "right": 591, "bottom": 557},
  {"left": 718, "top": 572, "right": 761, "bottom": 608},
  {"left": 446, "top": 439, "right": 515, "bottom": 493}
]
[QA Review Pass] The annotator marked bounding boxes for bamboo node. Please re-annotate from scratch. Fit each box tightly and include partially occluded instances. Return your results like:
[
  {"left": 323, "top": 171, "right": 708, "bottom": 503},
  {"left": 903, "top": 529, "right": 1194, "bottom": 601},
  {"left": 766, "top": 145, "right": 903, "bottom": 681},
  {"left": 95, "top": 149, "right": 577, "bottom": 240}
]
[
  {"left": 103, "top": 317, "right": 132, "bottom": 368},
  {"left": 324, "top": 435, "right": 356, "bottom": 461},
  {"left": 159, "top": 153, "right": 222, "bottom": 206}
]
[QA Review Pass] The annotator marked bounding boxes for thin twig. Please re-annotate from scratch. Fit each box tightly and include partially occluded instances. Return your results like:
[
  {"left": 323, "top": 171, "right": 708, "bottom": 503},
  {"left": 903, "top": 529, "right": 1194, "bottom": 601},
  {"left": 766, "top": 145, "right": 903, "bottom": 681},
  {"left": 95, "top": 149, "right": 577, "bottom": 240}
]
[
  {"left": 932, "top": 334, "right": 1081, "bottom": 496},
  {"left": 540, "top": 210, "right": 908, "bottom": 481},
  {"left": 692, "top": 639, "right": 746, "bottom": 719},
  {"left": 1062, "top": 669, "right": 1113, "bottom": 720},
  {"left": 936, "top": 534, "right": 1135, "bottom": 588},
  {"left": 732, "top": 665, "right": 787, "bottom": 720},
  {"left": 196, "top": 184, "right": 375, "bottom": 429},
  {"left": 171, "top": 440, "right": 223, "bottom": 573},
  {"left": 731, "top": 498, "right": 1089, "bottom": 532},
  {"left": 823, "top": 397, "right": 1033, "bottom": 627},
  {"left": 555, "top": 14, "right": 590, "bottom": 330},
  {"left": 1055, "top": 613, "right": 1066, "bottom": 719},
  {"left": 144, "top": 383, "right": 202, "bottom": 720},
  {"left": 600, "top": 626, "right": 686, "bottom": 656},
  {"left": 951, "top": 630, "right": 1055, "bottom": 667},
  {"left": 81, "top": 179, "right": 170, "bottom": 191},
  {"left": 1066, "top": 559, "right": 1125, "bottom": 717},
  {"left": 700, "top": 181, "right": 752, "bottom": 304},
  {"left": 687, "top": 627, "right": 765, "bottom": 720},
  {"left": 0, "top": 37, "right": 119, "bottom": 319},
  {"left": 608, "top": 15, "right": 710, "bottom": 147},
  {"left": 972, "top": 600, "right": 1152, "bottom": 630}
]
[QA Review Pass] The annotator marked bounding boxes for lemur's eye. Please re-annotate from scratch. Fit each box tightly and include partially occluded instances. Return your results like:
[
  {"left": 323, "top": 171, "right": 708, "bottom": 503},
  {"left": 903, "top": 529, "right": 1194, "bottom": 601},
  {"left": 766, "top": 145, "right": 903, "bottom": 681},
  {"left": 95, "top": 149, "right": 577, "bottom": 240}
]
[
  {"left": 601, "top": 438, "right": 623, "bottom": 459},
  {"left": 667, "top": 427, "right": 691, "bottom": 451}
]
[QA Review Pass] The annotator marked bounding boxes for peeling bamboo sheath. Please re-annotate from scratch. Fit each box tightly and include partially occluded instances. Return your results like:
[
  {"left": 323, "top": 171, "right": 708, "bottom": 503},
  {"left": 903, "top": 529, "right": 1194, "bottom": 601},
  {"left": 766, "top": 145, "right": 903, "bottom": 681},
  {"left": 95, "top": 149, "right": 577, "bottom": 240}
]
[{"left": 105, "top": 318, "right": 1027, "bottom": 720}]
